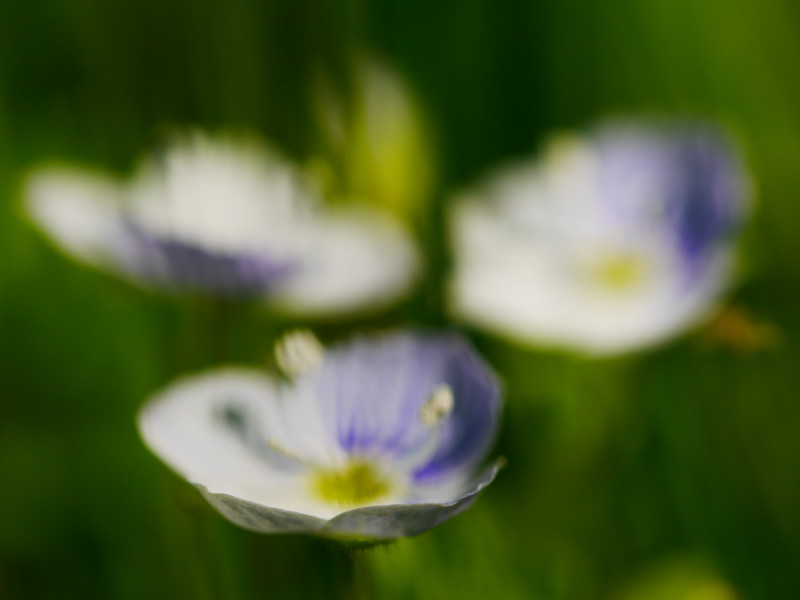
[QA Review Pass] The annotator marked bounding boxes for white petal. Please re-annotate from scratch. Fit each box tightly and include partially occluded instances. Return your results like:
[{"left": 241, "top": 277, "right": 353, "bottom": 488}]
[
  {"left": 25, "top": 167, "right": 125, "bottom": 268},
  {"left": 128, "top": 133, "right": 318, "bottom": 257},
  {"left": 276, "top": 376, "right": 348, "bottom": 468},
  {"left": 451, "top": 200, "right": 733, "bottom": 355},
  {"left": 138, "top": 368, "right": 341, "bottom": 509},
  {"left": 556, "top": 254, "right": 733, "bottom": 354},
  {"left": 271, "top": 207, "right": 419, "bottom": 315},
  {"left": 139, "top": 369, "right": 287, "bottom": 484}
]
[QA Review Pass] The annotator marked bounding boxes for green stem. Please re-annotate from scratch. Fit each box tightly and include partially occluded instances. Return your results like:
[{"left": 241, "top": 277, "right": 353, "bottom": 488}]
[{"left": 342, "top": 546, "right": 374, "bottom": 600}]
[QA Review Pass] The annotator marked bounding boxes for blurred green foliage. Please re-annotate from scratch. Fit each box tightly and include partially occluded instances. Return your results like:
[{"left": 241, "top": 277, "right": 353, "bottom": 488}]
[{"left": 2, "top": 0, "right": 800, "bottom": 598}]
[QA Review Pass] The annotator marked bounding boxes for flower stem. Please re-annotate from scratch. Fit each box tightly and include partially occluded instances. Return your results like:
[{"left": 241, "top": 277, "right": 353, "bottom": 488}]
[{"left": 342, "top": 546, "right": 374, "bottom": 600}]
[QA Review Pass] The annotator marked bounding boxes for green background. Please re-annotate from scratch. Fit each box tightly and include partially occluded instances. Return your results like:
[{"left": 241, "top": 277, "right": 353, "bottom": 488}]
[{"left": 2, "top": 0, "right": 800, "bottom": 598}]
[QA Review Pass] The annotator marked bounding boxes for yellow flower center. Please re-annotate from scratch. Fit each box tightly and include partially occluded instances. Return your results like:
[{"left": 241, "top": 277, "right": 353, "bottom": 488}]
[
  {"left": 590, "top": 253, "right": 646, "bottom": 290},
  {"left": 312, "top": 461, "right": 391, "bottom": 506}
]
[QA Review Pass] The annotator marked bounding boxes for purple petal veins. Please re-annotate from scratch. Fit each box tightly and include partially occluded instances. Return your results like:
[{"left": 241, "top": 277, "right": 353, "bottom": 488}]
[
  {"left": 667, "top": 126, "right": 745, "bottom": 276},
  {"left": 593, "top": 120, "right": 746, "bottom": 285},
  {"left": 410, "top": 340, "right": 501, "bottom": 483},
  {"left": 315, "top": 333, "right": 501, "bottom": 481}
]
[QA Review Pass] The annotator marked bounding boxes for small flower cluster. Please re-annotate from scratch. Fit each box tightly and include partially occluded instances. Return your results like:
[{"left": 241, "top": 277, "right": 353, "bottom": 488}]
[{"left": 24, "top": 55, "right": 752, "bottom": 538}]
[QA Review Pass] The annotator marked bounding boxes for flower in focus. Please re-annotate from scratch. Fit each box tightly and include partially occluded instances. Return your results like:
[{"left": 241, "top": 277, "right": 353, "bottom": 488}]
[
  {"left": 450, "top": 118, "right": 751, "bottom": 356},
  {"left": 313, "top": 56, "right": 435, "bottom": 221},
  {"left": 26, "top": 132, "right": 419, "bottom": 315},
  {"left": 138, "top": 331, "right": 502, "bottom": 539}
]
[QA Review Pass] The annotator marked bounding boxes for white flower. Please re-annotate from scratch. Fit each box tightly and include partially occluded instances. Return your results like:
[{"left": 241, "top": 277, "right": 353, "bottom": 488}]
[
  {"left": 450, "top": 119, "right": 751, "bottom": 355},
  {"left": 138, "top": 331, "right": 502, "bottom": 539},
  {"left": 26, "top": 132, "right": 419, "bottom": 315}
]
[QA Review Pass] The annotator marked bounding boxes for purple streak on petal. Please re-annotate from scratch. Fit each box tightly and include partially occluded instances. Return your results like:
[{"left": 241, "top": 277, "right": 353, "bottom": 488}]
[
  {"left": 667, "top": 127, "right": 745, "bottom": 277},
  {"left": 411, "top": 338, "right": 501, "bottom": 484},
  {"left": 314, "top": 332, "right": 501, "bottom": 482},
  {"left": 119, "top": 220, "right": 297, "bottom": 296},
  {"left": 591, "top": 120, "right": 746, "bottom": 284}
]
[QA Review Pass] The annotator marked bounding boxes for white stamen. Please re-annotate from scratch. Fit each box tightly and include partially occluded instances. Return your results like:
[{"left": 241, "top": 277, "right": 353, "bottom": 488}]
[
  {"left": 420, "top": 384, "right": 454, "bottom": 426},
  {"left": 265, "top": 438, "right": 310, "bottom": 466},
  {"left": 393, "top": 385, "right": 456, "bottom": 472},
  {"left": 275, "top": 329, "right": 325, "bottom": 378}
]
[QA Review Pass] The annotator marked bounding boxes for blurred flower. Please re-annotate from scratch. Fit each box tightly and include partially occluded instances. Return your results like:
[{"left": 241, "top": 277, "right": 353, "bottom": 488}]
[
  {"left": 138, "top": 331, "right": 502, "bottom": 540},
  {"left": 613, "top": 556, "right": 738, "bottom": 600},
  {"left": 26, "top": 132, "right": 419, "bottom": 315},
  {"left": 697, "top": 304, "right": 781, "bottom": 353},
  {"left": 313, "top": 56, "right": 435, "bottom": 221},
  {"left": 450, "top": 118, "right": 751, "bottom": 355}
]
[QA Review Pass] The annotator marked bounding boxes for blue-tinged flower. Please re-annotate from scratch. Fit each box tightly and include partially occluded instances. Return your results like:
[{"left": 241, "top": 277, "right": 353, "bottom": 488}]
[
  {"left": 138, "top": 331, "right": 502, "bottom": 539},
  {"left": 450, "top": 118, "right": 751, "bottom": 355},
  {"left": 25, "top": 132, "right": 419, "bottom": 315}
]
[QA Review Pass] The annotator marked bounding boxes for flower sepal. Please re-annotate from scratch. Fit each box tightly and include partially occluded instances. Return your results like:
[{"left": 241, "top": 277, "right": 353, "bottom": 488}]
[{"left": 197, "top": 459, "right": 502, "bottom": 541}]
